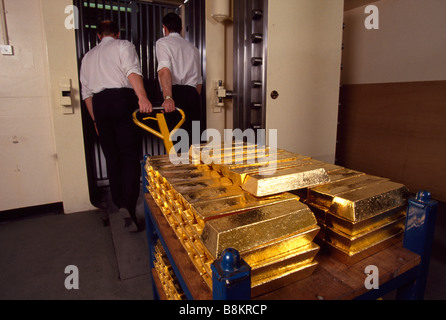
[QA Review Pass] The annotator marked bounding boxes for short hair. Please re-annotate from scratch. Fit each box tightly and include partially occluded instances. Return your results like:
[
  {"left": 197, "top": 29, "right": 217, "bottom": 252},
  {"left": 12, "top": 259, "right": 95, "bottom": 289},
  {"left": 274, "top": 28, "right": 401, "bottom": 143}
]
[
  {"left": 97, "top": 20, "right": 120, "bottom": 37},
  {"left": 162, "top": 12, "right": 182, "bottom": 33}
]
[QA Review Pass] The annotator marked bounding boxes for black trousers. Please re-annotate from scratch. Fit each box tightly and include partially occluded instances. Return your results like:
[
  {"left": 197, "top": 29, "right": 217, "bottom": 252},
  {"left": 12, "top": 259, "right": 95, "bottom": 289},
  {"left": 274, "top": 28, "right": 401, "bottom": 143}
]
[
  {"left": 168, "top": 85, "right": 201, "bottom": 147},
  {"left": 93, "top": 88, "right": 142, "bottom": 221}
]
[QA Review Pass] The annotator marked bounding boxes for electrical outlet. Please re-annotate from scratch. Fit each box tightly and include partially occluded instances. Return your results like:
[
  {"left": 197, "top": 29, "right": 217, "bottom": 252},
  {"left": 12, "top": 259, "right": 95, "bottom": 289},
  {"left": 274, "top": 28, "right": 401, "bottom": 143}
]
[{"left": 0, "top": 45, "right": 14, "bottom": 55}]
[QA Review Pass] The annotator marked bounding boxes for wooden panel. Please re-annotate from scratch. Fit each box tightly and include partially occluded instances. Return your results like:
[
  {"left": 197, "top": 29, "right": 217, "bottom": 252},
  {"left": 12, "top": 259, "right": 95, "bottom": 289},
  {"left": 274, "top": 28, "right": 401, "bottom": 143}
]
[{"left": 336, "top": 81, "right": 446, "bottom": 202}]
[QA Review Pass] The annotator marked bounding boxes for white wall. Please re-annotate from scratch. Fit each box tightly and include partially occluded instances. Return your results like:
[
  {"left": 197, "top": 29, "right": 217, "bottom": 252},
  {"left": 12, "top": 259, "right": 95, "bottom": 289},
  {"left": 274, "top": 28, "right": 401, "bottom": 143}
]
[
  {"left": 0, "top": 0, "right": 61, "bottom": 211},
  {"left": 205, "top": 0, "right": 228, "bottom": 135},
  {"left": 0, "top": 0, "right": 94, "bottom": 214},
  {"left": 342, "top": 0, "right": 446, "bottom": 84},
  {"left": 41, "top": 0, "right": 94, "bottom": 214}
]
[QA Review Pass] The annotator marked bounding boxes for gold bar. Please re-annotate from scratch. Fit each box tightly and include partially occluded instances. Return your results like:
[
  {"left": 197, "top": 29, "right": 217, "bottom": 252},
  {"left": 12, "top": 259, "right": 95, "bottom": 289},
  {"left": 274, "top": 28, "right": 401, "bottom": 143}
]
[
  {"left": 158, "top": 168, "right": 222, "bottom": 184},
  {"left": 326, "top": 167, "right": 365, "bottom": 183},
  {"left": 189, "top": 141, "right": 251, "bottom": 159},
  {"left": 251, "top": 261, "right": 319, "bottom": 298},
  {"left": 201, "top": 146, "right": 274, "bottom": 166},
  {"left": 325, "top": 215, "right": 405, "bottom": 253},
  {"left": 169, "top": 177, "right": 234, "bottom": 195},
  {"left": 250, "top": 242, "right": 319, "bottom": 279},
  {"left": 307, "top": 174, "right": 389, "bottom": 209},
  {"left": 153, "top": 163, "right": 211, "bottom": 174},
  {"left": 329, "top": 181, "right": 409, "bottom": 222},
  {"left": 242, "top": 226, "right": 320, "bottom": 266},
  {"left": 200, "top": 198, "right": 317, "bottom": 258},
  {"left": 191, "top": 192, "right": 301, "bottom": 228},
  {"left": 241, "top": 164, "right": 330, "bottom": 197},
  {"left": 147, "top": 154, "right": 190, "bottom": 166},
  {"left": 325, "top": 231, "right": 404, "bottom": 265},
  {"left": 179, "top": 185, "right": 244, "bottom": 204},
  {"left": 307, "top": 174, "right": 409, "bottom": 221},
  {"left": 213, "top": 151, "right": 302, "bottom": 175},
  {"left": 220, "top": 157, "right": 315, "bottom": 186},
  {"left": 190, "top": 141, "right": 260, "bottom": 163},
  {"left": 327, "top": 204, "right": 407, "bottom": 236}
]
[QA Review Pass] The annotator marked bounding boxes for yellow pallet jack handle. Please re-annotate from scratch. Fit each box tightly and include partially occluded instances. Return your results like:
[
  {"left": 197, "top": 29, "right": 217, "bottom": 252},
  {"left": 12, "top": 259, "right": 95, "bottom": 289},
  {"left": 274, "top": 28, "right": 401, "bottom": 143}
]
[{"left": 132, "top": 107, "right": 186, "bottom": 154}]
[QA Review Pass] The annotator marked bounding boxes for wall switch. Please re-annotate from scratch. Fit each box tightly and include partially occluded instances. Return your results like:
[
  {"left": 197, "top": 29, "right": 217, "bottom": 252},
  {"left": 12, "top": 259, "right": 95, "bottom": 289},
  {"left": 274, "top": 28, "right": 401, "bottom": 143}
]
[{"left": 0, "top": 44, "right": 14, "bottom": 55}]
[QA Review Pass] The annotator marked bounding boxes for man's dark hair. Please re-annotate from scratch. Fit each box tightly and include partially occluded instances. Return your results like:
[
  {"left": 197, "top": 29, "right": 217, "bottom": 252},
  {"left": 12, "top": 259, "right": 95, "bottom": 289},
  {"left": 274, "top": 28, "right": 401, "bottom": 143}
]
[
  {"left": 97, "top": 20, "right": 120, "bottom": 37},
  {"left": 162, "top": 12, "right": 182, "bottom": 33}
]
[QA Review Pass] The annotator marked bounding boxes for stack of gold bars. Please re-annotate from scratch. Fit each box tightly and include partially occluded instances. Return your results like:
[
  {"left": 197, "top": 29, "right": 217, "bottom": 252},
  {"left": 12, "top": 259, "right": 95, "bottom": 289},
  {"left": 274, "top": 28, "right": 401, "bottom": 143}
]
[
  {"left": 153, "top": 240, "right": 186, "bottom": 300},
  {"left": 301, "top": 166, "right": 409, "bottom": 264},
  {"left": 145, "top": 142, "right": 410, "bottom": 298}
]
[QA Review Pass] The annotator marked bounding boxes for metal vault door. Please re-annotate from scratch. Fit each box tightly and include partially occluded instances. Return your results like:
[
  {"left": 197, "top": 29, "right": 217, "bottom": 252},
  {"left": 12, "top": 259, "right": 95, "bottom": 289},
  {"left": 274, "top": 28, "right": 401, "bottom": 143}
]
[
  {"left": 233, "top": 0, "right": 344, "bottom": 163},
  {"left": 73, "top": 0, "right": 206, "bottom": 207},
  {"left": 233, "top": 0, "right": 268, "bottom": 133}
]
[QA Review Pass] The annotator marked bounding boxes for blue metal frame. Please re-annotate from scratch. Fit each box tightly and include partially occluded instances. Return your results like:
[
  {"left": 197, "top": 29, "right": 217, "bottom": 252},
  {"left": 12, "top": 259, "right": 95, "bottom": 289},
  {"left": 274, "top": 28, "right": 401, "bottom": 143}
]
[
  {"left": 142, "top": 158, "right": 436, "bottom": 300},
  {"left": 211, "top": 248, "right": 251, "bottom": 300},
  {"left": 399, "top": 191, "right": 438, "bottom": 299}
]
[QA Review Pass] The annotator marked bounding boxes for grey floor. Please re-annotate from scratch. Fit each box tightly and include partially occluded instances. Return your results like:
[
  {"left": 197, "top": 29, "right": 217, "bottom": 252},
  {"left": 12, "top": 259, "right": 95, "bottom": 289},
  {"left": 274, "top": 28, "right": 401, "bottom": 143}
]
[
  {"left": 0, "top": 190, "right": 154, "bottom": 300},
  {"left": 0, "top": 193, "right": 445, "bottom": 300}
]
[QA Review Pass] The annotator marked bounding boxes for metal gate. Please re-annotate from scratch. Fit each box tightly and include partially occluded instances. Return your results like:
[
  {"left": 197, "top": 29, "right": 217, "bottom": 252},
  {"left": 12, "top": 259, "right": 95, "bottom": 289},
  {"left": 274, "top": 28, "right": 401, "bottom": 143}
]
[{"left": 73, "top": 0, "right": 206, "bottom": 206}]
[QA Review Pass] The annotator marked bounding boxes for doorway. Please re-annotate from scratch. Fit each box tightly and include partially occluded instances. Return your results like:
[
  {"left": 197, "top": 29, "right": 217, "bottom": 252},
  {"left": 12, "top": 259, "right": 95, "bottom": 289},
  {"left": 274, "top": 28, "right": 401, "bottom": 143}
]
[{"left": 73, "top": 0, "right": 206, "bottom": 207}]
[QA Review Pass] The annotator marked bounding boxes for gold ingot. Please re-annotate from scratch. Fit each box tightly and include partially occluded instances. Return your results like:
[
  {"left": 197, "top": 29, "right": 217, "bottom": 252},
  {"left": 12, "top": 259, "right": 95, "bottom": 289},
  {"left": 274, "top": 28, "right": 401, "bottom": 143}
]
[
  {"left": 307, "top": 174, "right": 409, "bottom": 221},
  {"left": 307, "top": 203, "right": 329, "bottom": 225},
  {"left": 189, "top": 141, "right": 259, "bottom": 162},
  {"left": 241, "top": 164, "right": 330, "bottom": 197},
  {"left": 296, "top": 168, "right": 365, "bottom": 203},
  {"left": 308, "top": 174, "right": 389, "bottom": 209},
  {"left": 325, "top": 215, "right": 405, "bottom": 253},
  {"left": 201, "top": 146, "right": 275, "bottom": 166},
  {"left": 305, "top": 160, "right": 344, "bottom": 173},
  {"left": 326, "top": 230, "right": 404, "bottom": 265},
  {"left": 155, "top": 163, "right": 211, "bottom": 174},
  {"left": 169, "top": 177, "right": 234, "bottom": 195},
  {"left": 179, "top": 185, "right": 244, "bottom": 204},
  {"left": 200, "top": 198, "right": 317, "bottom": 258},
  {"left": 251, "top": 261, "right": 319, "bottom": 297},
  {"left": 327, "top": 204, "right": 406, "bottom": 236},
  {"left": 250, "top": 242, "right": 319, "bottom": 283},
  {"left": 326, "top": 167, "right": 365, "bottom": 182},
  {"left": 191, "top": 192, "right": 300, "bottom": 229},
  {"left": 147, "top": 154, "right": 190, "bottom": 167},
  {"left": 215, "top": 151, "right": 302, "bottom": 174},
  {"left": 220, "top": 158, "right": 315, "bottom": 186},
  {"left": 158, "top": 168, "right": 222, "bottom": 184},
  {"left": 242, "top": 225, "right": 320, "bottom": 266}
]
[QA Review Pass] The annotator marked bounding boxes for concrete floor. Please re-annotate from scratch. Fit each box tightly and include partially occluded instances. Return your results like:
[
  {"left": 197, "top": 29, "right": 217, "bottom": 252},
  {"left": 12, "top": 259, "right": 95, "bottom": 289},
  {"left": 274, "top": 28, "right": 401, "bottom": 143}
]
[
  {"left": 0, "top": 208, "right": 153, "bottom": 300},
  {"left": 0, "top": 196, "right": 444, "bottom": 300}
]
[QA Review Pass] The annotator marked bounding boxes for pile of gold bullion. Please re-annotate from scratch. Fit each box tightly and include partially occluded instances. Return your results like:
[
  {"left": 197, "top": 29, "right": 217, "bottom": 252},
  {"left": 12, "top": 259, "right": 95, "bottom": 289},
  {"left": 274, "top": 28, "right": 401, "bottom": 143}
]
[
  {"left": 146, "top": 142, "right": 328, "bottom": 297},
  {"left": 153, "top": 240, "right": 186, "bottom": 300},
  {"left": 146, "top": 142, "right": 410, "bottom": 298}
]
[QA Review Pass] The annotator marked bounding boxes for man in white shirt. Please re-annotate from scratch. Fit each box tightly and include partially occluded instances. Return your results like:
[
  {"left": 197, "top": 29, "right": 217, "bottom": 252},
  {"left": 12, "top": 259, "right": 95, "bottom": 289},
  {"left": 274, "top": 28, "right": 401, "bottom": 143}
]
[
  {"left": 80, "top": 20, "right": 152, "bottom": 232},
  {"left": 156, "top": 12, "right": 203, "bottom": 148}
]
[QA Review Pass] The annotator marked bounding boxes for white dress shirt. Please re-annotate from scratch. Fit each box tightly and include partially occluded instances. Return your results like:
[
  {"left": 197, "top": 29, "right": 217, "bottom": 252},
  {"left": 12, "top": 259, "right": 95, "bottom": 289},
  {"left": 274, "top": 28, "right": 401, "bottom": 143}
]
[
  {"left": 80, "top": 36, "right": 142, "bottom": 100},
  {"left": 156, "top": 33, "right": 202, "bottom": 88}
]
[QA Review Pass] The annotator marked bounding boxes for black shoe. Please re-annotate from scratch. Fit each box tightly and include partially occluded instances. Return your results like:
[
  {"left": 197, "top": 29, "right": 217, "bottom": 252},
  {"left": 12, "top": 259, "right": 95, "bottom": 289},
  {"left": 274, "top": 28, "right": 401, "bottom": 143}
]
[{"left": 119, "top": 208, "right": 137, "bottom": 232}]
